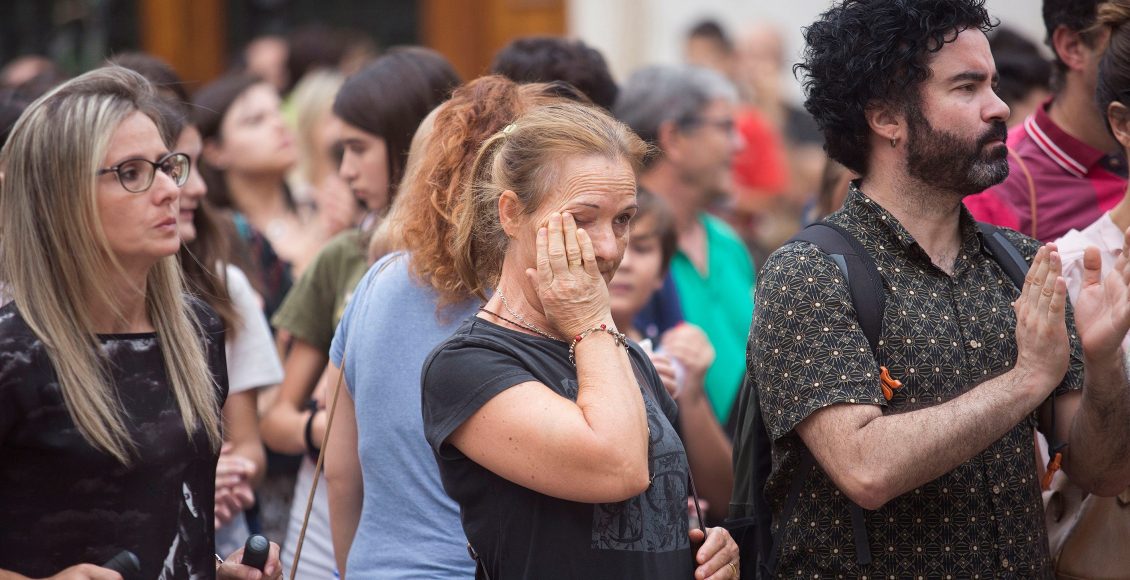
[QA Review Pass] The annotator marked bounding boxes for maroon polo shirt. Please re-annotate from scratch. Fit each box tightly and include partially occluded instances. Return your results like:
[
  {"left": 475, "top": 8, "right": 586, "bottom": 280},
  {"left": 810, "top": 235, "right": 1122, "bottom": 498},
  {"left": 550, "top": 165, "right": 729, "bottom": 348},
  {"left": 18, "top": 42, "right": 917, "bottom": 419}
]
[{"left": 965, "top": 101, "right": 1127, "bottom": 241}]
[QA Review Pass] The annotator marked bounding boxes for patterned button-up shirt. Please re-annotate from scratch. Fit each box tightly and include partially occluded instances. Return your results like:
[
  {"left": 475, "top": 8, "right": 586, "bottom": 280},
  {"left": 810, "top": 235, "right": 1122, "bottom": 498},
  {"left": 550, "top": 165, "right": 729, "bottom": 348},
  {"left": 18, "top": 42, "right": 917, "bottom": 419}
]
[{"left": 749, "top": 185, "right": 1084, "bottom": 578}]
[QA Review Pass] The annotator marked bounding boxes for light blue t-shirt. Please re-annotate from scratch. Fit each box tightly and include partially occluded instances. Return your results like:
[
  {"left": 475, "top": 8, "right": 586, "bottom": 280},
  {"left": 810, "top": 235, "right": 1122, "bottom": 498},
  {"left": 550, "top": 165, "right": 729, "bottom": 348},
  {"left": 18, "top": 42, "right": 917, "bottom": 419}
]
[{"left": 330, "top": 252, "right": 478, "bottom": 579}]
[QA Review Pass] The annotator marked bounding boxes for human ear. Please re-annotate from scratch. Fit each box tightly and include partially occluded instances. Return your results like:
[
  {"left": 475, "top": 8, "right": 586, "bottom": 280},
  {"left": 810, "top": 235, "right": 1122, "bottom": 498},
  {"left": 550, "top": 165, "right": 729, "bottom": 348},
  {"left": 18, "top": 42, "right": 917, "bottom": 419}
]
[
  {"left": 865, "top": 101, "right": 903, "bottom": 148},
  {"left": 498, "top": 189, "right": 524, "bottom": 238},
  {"left": 1108, "top": 101, "right": 1130, "bottom": 151},
  {"left": 1052, "top": 25, "right": 1088, "bottom": 72}
]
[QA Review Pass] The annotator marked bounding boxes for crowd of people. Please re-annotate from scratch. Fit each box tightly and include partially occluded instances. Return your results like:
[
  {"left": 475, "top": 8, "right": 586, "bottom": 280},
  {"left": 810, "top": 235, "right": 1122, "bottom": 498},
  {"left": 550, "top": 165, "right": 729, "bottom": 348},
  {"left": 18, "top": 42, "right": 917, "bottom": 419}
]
[{"left": 2, "top": 0, "right": 1130, "bottom": 578}]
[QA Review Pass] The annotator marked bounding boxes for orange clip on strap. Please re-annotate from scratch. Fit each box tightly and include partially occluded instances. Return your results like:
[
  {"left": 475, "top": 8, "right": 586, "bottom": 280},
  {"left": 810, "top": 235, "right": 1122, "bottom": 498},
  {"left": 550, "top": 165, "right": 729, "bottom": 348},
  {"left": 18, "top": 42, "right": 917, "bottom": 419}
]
[
  {"left": 879, "top": 366, "right": 903, "bottom": 401},
  {"left": 1042, "top": 451, "right": 1063, "bottom": 491}
]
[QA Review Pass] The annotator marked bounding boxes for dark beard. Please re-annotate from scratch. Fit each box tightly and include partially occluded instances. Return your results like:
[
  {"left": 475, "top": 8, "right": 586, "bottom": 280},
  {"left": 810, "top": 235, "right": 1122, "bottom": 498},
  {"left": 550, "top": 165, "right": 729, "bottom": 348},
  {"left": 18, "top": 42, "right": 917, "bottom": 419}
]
[{"left": 904, "top": 104, "right": 1010, "bottom": 196}]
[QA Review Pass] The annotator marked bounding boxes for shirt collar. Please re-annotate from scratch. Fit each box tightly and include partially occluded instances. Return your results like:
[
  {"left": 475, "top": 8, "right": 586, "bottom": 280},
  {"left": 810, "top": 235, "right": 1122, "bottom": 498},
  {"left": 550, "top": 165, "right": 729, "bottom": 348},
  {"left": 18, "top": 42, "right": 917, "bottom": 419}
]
[
  {"left": 840, "top": 182, "right": 990, "bottom": 272},
  {"left": 1023, "top": 99, "right": 1106, "bottom": 178}
]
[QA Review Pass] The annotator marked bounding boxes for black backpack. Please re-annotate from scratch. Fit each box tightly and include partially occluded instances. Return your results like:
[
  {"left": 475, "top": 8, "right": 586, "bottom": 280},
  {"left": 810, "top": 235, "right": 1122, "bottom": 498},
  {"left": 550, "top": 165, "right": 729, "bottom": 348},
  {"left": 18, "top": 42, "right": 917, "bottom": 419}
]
[{"left": 725, "top": 220, "right": 1032, "bottom": 579}]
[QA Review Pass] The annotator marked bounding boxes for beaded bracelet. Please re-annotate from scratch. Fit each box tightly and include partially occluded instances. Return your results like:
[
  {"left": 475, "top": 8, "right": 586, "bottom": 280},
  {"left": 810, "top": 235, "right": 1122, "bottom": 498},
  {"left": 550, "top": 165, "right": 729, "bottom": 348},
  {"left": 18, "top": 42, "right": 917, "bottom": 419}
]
[{"left": 568, "top": 323, "right": 629, "bottom": 365}]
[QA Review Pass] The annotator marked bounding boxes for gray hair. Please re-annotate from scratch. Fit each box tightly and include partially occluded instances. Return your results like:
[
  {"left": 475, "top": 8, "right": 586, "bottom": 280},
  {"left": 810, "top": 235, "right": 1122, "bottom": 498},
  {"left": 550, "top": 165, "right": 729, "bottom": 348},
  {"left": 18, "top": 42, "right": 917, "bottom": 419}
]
[{"left": 613, "top": 64, "right": 737, "bottom": 159}]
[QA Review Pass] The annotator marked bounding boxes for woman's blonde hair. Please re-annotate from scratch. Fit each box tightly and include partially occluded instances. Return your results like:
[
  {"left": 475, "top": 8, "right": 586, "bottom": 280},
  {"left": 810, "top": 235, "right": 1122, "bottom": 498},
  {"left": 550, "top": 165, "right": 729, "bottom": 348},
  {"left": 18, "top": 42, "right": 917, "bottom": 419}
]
[
  {"left": 289, "top": 69, "right": 345, "bottom": 188},
  {"left": 0, "top": 66, "right": 222, "bottom": 465},
  {"left": 452, "top": 102, "right": 648, "bottom": 300},
  {"left": 372, "top": 76, "right": 594, "bottom": 308}
]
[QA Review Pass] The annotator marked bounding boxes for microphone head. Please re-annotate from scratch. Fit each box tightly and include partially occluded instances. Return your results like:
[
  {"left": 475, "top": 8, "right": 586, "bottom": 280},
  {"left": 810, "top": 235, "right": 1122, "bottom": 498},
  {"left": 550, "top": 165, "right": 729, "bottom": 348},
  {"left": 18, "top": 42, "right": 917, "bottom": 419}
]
[
  {"left": 102, "top": 550, "right": 141, "bottom": 580},
  {"left": 241, "top": 534, "right": 270, "bottom": 571}
]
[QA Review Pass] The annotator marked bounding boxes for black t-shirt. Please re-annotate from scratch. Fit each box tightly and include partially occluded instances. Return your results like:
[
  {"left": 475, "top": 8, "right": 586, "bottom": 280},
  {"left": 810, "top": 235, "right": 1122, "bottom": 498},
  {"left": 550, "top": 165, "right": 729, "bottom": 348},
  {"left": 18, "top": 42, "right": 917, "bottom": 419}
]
[
  {"left": 421, "top": 316, "right": 694, "bottom": 580},
  {"left": 0, "top": 300, "right": 228, "bottom": 579}
]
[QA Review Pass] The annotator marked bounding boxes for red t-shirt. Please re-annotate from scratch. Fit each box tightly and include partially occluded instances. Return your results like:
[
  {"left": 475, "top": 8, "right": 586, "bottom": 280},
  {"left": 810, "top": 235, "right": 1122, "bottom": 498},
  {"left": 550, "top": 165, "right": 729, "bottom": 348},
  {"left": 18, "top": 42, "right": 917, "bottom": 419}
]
[{"left": 732, "top": 107, "right": 789, "bottom": 207}]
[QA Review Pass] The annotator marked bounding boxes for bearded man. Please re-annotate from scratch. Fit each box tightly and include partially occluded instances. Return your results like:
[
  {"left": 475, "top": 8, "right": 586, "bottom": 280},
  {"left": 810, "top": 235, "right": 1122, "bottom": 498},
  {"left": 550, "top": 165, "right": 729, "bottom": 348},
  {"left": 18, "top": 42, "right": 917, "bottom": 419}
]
[{"left": 730, "top": 0, "right": 1130, "bottom": 577}]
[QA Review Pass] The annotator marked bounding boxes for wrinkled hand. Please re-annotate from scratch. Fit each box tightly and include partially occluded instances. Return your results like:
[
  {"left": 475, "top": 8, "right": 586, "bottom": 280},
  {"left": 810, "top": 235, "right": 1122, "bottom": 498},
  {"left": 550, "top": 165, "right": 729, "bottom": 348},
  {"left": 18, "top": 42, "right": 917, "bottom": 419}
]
[
  {"left": 1014, "top": 244, "right": 1071, "bottom": 394},
  {"left": 660, "top": 323, "right": 715, "bottom": 394},
  {"left": 42, "top": 564, "right": 123, "bottom": 580},
  {"left": 1073, "top": 227, "right": 1130, "bottom": 365},
  {"left": 218, "top": 541, "right": 283, "bottom": 580},
  {"left": 525, "top": 212, "right": 612, "bottom": 338},
  {"left": 689, "top": 526, "right": 740, "bottom": 579}
]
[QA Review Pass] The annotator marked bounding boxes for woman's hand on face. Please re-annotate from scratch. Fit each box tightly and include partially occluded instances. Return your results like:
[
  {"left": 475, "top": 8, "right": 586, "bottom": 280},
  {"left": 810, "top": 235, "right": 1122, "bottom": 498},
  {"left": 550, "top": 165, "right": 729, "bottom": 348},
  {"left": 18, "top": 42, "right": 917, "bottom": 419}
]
[
  {"left": 526, "top": 212, "right": 613, "bottom": 338},
  {"left": 689, "top": 526, "right": 740, "bottom": 580},
  {"left": 218, "top": 541, "right": 283, "bottom": 580}
]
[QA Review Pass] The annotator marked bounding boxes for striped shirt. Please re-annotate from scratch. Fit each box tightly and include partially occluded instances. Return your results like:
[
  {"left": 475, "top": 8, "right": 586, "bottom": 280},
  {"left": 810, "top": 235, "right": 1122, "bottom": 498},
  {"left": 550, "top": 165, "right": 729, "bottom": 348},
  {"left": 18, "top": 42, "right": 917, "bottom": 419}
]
[{"left": 964, "top": 100, "right": 1127, "bottom": 241}]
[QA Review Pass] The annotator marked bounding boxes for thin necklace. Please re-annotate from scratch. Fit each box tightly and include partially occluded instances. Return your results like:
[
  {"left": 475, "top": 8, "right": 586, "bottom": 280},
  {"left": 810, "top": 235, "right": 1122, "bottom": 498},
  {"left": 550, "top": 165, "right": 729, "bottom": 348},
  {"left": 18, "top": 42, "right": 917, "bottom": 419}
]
[{"left": 487, "top": 290, "right": 564, "bottom": 342}]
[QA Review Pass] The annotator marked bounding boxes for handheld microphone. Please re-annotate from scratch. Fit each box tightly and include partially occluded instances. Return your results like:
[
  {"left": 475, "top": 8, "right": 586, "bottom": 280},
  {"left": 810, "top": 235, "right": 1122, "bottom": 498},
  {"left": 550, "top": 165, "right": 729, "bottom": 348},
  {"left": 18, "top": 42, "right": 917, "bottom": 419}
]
[
  {"left": 102, "top": 550, "right": 141, "bottom": 580},
  {"left": 241, "top": 534, "right": 270, "bottom": 572}
]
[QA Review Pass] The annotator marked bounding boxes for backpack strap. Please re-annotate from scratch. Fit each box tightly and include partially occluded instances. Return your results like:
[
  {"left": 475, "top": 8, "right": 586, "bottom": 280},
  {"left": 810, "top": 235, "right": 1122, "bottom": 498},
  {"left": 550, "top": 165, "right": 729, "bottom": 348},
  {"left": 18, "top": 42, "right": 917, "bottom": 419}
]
[
  {"left": 765, "top": 452, "right": 815, "bottom": 576},
  {"left": 772, "top": 222, "right": 882, "bottom": 572},
  {"left": 789, "top": 222, "right": 886, "bottom": 355},
  {"left": 978, "top": 222, "right": 1028, "bottom": 289}
]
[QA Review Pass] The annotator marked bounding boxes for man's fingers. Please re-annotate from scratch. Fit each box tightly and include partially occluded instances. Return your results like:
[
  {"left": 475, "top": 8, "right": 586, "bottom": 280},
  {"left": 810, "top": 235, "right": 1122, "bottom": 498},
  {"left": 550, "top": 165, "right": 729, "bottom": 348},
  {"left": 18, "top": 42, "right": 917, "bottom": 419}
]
[
  {"left": 1047, "top": 276, "right": 1067, "bottom": 323},
  {"left": 1034, "top": 252, "right": 1058, "bottom": 319},
  {"left": 1017, "top": 246, "right": 1046, "bottom": 317}
]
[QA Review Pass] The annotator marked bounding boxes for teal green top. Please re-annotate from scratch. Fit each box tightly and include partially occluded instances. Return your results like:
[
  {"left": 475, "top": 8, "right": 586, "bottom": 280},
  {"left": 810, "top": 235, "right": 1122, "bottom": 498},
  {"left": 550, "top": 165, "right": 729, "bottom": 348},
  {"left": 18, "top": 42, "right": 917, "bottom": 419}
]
[{"left": 669, "top": 214, "right": 756, "bottom": 424}]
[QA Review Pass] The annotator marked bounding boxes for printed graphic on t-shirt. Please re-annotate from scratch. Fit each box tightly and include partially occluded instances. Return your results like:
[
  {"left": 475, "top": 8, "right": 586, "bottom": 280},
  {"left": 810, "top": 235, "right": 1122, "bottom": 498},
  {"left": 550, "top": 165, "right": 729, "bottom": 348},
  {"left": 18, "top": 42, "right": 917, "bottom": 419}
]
[{"left": 558, "top": 378, "right": 690, "bottom": 553}]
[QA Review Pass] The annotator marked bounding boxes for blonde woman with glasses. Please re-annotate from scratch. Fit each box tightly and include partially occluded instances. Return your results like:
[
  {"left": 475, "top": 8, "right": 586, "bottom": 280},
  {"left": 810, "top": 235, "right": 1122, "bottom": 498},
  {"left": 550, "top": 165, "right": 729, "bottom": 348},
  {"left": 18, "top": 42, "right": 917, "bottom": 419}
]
[{"left": 0, "top": 67, "right": 280, "bottom": 580}]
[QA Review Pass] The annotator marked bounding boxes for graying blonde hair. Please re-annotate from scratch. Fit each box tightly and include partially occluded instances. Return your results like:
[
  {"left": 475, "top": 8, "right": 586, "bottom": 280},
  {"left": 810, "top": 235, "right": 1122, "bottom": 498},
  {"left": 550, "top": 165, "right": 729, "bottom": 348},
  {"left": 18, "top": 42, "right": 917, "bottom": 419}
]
[
  {"left": 0, "top": 66, "right": 221, "bottom": 464},
  {"left": 452, "top": 102, "right": 649, "bottom": 300}
]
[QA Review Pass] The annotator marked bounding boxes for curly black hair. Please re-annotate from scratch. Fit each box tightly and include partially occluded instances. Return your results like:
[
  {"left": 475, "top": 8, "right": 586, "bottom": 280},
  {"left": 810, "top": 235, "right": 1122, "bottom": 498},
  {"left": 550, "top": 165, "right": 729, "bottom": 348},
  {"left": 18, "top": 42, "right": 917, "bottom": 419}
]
[
  {"left": 795, "top": 0, "right": 996, "bottom": 176},
  {"left": 490, "top": 37, "right": 619, "bottom": 110}
]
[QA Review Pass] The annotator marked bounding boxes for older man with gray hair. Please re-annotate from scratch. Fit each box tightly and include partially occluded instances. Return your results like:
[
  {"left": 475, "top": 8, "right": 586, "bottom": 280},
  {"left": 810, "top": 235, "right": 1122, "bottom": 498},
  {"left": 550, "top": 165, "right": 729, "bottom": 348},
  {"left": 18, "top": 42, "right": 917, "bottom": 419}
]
[{"left": 614, "top": 65, "right": 754, "bottom": 432}]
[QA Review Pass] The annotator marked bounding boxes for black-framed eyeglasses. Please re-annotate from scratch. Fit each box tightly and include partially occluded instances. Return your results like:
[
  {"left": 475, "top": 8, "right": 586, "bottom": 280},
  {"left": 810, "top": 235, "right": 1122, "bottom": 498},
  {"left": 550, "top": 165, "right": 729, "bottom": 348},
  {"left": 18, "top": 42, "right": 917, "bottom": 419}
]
[{"left": 97, "top": 152, "right": 190, "bottom": 193}]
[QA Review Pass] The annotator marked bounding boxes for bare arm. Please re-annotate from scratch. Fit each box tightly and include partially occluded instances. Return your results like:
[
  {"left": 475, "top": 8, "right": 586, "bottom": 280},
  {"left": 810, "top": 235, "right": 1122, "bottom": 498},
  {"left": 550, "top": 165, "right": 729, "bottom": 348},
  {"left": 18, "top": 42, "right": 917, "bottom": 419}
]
[
  {"left": 260, "top": 340, "right": 327, "bottom": 455},
  {"left": 448, "top": 212, "right": 650, "bottom": 504},
  {"left": 323, "top": 364, "right": 362, "bottom": 576},
  {"left": 222, "top": 390, "right": 266, "bottom": 486},
  {"left": 450, "top": 332, "right": 649, "bottom": 503},
  {"left": 1056, "top": 235, "right": 1130, "bottom": 494},
  {"left": 659, "top": 324, "right": 732, "bottom": 522},
  {"left": 796, "top": 245, "right": 1070, "bottom": 510},
  {"left": 0, "top": 565, "right": 123, "bottom": 579}
]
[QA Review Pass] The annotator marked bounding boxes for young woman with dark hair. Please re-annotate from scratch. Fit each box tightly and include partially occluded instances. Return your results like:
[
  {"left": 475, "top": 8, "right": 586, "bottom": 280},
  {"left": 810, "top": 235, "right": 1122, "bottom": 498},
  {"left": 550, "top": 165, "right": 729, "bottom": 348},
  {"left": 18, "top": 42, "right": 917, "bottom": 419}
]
[
  {"left": 193, "top": 73, "right": 310, "bottom": 318},
  {"left": 260, "top": 47, "right": 460, "bottom": 577}
]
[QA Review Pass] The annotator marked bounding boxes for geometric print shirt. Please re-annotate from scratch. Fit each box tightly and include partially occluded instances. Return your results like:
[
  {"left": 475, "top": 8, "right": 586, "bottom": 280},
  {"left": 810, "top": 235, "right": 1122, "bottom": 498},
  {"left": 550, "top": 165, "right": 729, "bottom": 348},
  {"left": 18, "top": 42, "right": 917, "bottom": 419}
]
[{"left": 748, "top": 184, "right": 1084, "bottom": 578}]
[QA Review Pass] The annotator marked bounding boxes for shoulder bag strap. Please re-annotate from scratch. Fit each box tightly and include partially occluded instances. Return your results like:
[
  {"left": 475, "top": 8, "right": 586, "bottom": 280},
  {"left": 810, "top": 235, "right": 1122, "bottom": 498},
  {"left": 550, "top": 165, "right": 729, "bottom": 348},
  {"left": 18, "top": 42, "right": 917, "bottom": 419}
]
[
  {"left": 289, "top": 350, "right": 348, "bottom": 579},
  {"left": 1007, "top": 145, "right": 1039, "bottom": 239},
  {"left": 779, "top": 222, "right": 882, "bottom": 570}
]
